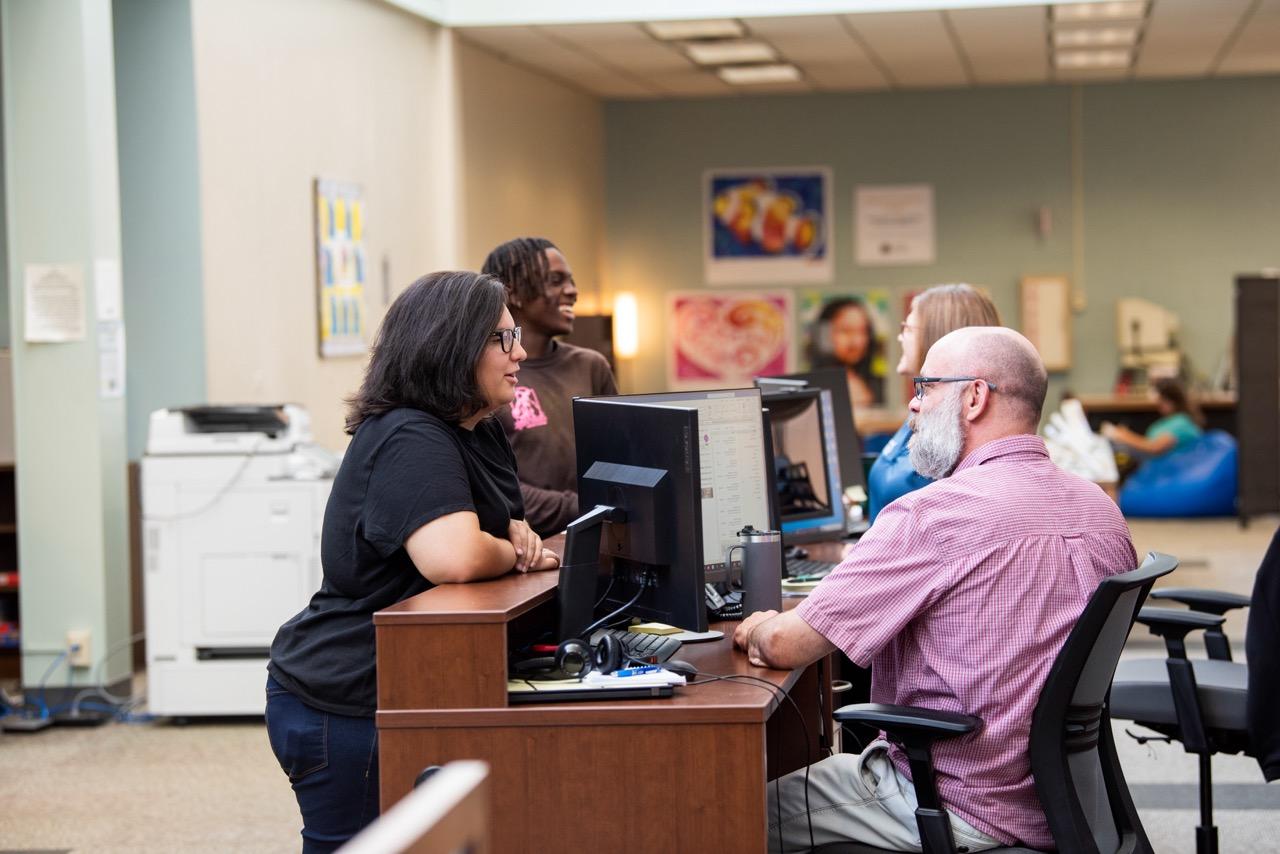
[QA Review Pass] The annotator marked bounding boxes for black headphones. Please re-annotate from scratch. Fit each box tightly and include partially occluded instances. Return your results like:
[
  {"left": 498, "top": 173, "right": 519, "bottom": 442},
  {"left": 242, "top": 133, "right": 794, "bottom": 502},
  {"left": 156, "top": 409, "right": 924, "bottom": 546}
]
[{"left": 512, "top": 633, "right": 623, "bottom": 680}]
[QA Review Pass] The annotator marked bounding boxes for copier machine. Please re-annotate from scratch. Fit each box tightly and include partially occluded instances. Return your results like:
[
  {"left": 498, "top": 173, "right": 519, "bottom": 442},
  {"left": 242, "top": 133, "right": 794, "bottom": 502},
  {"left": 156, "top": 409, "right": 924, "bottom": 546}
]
[{"left": 143, "top": 405, "right": 337, "bottom": 716}]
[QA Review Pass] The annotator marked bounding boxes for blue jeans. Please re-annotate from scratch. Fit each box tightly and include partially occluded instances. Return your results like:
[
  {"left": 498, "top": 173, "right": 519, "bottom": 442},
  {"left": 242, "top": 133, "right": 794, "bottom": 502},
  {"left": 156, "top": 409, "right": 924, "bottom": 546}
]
[{"left": 265, "top": 675, "right": 380, "bottom": 853}]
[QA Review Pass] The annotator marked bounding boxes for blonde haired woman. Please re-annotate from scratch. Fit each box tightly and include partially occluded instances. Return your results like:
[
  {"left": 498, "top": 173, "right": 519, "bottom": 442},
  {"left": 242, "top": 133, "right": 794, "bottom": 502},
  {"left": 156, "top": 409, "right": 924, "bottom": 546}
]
[{"left": 866, "top": 284, "right": 1001, "bottom": 523}]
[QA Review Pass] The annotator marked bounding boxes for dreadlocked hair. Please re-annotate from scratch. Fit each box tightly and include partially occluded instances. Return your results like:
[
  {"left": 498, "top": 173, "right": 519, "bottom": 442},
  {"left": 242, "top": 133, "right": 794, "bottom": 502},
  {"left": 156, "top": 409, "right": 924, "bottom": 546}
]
[{"left": 481, "top": 237, "right": 556, "bottom": 307}]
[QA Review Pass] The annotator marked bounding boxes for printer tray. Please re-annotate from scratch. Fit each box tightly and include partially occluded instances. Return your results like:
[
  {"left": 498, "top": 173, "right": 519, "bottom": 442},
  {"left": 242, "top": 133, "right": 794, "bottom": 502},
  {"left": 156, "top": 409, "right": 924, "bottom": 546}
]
[{"left": 508, "top": 684, "right": 673, "bottom": 705}]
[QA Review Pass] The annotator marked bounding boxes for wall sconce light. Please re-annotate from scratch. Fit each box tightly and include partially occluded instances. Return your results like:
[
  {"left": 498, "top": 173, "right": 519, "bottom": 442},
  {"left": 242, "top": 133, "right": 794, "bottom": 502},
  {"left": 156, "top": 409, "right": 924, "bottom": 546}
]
[{"left": 613, "top": 292, "right": 638, "bottom": 359}]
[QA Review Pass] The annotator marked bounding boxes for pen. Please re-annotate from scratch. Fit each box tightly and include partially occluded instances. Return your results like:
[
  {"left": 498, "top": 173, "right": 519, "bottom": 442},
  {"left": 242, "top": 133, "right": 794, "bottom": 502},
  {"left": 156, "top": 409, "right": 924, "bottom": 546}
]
[{"left": 615, "top": 665, "right": 661, "bottom": 677}]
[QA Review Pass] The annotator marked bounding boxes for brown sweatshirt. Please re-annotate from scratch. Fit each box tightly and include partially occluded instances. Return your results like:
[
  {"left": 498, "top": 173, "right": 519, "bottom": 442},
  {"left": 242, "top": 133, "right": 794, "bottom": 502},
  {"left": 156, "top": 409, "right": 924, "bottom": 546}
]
[{"left": 494, "top": 340, "right": 617, "bottom": 536}]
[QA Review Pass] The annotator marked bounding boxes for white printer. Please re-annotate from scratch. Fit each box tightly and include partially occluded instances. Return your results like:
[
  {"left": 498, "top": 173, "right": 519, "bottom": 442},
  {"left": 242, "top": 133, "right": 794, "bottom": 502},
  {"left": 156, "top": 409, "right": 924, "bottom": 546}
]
[{"left": 142, "top": 404, "right": 337, "bottom": 716}]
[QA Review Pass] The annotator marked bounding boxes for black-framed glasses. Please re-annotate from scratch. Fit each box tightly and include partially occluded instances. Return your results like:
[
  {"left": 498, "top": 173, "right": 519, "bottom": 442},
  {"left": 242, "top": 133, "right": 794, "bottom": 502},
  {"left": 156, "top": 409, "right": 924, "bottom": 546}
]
[
  {"left": 490, "top": 326, "right": 522, "bottom": 353},
  {"left": 912, "top": 376, "right": 999, "bottom": 400}
]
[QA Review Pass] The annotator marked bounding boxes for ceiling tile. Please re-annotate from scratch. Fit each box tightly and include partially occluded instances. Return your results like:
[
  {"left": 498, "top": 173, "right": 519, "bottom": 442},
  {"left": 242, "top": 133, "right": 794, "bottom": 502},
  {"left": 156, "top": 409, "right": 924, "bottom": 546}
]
[
  {"left": 645, "top": 69, "right": 735, "bottom": 97},
  {"left": 947, "top": 6, "right": 1048, "bottom": 85},
  {"left": 1217, "top": 0, "right": 1280, "bottom": 75},
  {"left": 803, "top": 60, "right": 892, "bottom": 91},
  {"left": 1136, "top": 0, "right": 1250, "bottom": 78},
  {"left": 746, "top": 15, "right": 869, "bottom": 64},
  {"left": 843, "top": 11, "right": 969, "bottom": 88},
  {"left": 538, "top": 22, "right": 692, "bottom": 73}
]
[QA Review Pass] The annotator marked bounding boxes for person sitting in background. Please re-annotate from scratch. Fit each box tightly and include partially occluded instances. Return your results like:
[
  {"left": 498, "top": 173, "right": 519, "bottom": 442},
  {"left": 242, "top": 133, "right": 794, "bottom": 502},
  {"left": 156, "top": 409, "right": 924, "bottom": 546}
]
[
  {"left": 735, "top": 327, "right": 1135, "bottom": 852},
  {"left": 866, "top": 284, "right": 1000, "bottom": 523},
  {"left": 266, "top": 271, "right": 559, "bottom": 852},
  {"left": 483, "top": 237, "right": 618, "bottom": 538},
  {"left": 1101, "top": 377, "right": 1203, "bottom": 458}
]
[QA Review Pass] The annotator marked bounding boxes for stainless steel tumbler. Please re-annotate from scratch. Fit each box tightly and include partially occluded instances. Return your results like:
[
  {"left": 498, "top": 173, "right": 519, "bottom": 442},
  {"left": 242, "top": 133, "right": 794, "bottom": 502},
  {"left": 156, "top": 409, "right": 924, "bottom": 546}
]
[{"left": 738, "top": 526, "right": 782, "bottom": 615}]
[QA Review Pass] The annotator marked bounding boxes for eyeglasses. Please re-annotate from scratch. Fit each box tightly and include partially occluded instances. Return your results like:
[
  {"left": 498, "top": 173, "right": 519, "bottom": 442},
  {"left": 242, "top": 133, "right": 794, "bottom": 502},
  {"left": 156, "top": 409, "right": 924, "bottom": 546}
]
[
  {"left": 912, "top": 376, "right": 999, "bottom": 400},
  {"left": 490, "top": 326, "right": 522, "bottom": 353},
  {"left": 899, "top": 321, "right": 919, "bottom": 335}
]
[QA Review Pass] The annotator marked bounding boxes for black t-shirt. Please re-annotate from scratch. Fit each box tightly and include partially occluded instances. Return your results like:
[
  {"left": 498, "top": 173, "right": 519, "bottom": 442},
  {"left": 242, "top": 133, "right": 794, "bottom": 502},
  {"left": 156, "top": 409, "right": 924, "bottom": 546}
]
[{"left": 268, "top": 408, "right": 523, "bottom": 716}]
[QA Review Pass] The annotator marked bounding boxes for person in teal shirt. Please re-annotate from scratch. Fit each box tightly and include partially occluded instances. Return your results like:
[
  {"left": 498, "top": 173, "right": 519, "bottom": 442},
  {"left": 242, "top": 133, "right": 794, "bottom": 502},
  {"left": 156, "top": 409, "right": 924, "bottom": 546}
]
[
  {"left": 1102, "top": 378, "right": 1203, "bottom": 457},
  {"left": 866, "top": 284, "right": 1001, "bottom": 523}
]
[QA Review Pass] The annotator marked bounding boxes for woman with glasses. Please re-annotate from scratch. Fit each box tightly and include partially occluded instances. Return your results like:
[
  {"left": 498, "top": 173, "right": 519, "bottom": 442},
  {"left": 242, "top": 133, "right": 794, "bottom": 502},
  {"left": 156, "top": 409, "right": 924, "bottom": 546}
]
[
  {"left": 265, "top": 270, "right": 559, "bottom": 852},
  {"left": 866, "top": 284, "right": 1001, "bottom": 523},
  {"left": 483, "top": 237, "right": 618, "bottom": 537}
]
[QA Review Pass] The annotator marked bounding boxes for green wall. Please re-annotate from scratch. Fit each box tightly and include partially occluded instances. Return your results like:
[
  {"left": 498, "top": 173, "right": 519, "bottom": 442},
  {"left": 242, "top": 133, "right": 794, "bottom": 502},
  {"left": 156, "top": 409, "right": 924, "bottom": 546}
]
[
  {"left": 604, "top": 77, "right": 1280, "bottom": 417},
  {"left": 113, "top": 0, "right": 206, "bottom": 460}
]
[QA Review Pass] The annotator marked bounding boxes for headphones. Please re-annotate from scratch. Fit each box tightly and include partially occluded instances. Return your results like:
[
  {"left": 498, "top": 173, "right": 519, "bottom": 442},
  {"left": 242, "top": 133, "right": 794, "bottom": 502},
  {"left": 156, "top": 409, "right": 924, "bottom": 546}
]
[{"left": 512, "top": 633, "right": 622, "bottom": 680}]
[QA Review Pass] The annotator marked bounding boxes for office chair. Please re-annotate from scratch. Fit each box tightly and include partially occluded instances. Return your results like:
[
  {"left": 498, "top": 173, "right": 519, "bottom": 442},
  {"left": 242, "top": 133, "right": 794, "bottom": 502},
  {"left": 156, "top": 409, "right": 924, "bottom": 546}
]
[
  {"left": 815, "top": 552, "right": 1176, "bottom": 854},
  {"left": 1109, "top": 524, "right": 1280, "bottom": 854}
]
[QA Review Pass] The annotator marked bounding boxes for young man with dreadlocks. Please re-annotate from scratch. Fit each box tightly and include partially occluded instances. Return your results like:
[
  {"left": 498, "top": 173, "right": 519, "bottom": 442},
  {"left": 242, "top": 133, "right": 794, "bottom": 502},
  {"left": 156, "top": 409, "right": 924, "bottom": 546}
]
[{"left": 482, "top": 237, "right": 618, "bottom": 537}]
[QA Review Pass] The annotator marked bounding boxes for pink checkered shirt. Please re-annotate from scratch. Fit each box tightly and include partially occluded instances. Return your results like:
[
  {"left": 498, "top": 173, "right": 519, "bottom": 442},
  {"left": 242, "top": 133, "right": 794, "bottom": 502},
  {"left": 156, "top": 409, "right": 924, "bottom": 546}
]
[{"left": 797, "top": 435, "right": 1135, "bottom": 849}]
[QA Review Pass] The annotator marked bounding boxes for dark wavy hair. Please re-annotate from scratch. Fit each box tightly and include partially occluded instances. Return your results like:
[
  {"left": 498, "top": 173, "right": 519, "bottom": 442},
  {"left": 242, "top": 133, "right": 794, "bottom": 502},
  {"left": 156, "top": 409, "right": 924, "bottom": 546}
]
[
  {"left": 808, "top": 296, "right": 884, "bottom": 401},
  {"left": 345, "top": 271, "right": 507, "bottom": 433},
  {"left": 481, "top": 237, "right": 556, "bottom": 307}
]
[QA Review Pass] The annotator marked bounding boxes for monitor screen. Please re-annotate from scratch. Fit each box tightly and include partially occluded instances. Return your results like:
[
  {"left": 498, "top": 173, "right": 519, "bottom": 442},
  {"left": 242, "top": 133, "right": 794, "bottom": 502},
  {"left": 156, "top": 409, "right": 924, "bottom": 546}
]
[
  {"left": 762, "top": 387, "right": 846, "bottom": 542},
  {"left": 765, "top": 367, "right": 865, "bottom": 495},
  {"left": 570, "top": 398, "right": 708, "bottom": 632},
  {"left": 612, "top": 389, "right": 773, "bottom": 584}
]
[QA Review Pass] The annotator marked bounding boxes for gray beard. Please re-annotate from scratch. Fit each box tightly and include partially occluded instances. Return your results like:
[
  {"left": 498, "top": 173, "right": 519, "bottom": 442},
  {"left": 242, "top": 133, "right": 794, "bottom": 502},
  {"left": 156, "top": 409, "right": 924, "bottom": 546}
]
[{"left": 908, "top": 384, "right": 966, "bottom": 479}]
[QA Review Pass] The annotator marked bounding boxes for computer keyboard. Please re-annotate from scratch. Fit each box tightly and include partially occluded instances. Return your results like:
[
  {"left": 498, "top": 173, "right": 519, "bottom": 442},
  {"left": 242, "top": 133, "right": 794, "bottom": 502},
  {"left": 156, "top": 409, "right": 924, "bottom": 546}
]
[
  {"left": 593, "top": 628, "right": 682, "bottom": 664},
  {"left": 785, "top": 557, "right": 838, "bottom": 579}
]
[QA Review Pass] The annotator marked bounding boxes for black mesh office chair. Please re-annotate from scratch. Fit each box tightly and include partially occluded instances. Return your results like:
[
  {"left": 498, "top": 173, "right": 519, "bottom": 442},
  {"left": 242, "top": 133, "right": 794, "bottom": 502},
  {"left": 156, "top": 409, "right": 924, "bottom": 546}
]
[
  {"left": 814, "top": 552, "right": 1176, "bottom": 854},
  {"left": 1110, "top": 525, "right": 1280, "bottom": 854}
]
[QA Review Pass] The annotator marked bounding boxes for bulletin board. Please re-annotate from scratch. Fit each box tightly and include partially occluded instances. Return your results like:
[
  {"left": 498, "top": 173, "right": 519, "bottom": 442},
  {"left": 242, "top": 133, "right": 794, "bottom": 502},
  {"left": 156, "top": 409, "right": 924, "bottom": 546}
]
[{"left": 1020, "top": 275, "right": 1071, "bottom": 372}]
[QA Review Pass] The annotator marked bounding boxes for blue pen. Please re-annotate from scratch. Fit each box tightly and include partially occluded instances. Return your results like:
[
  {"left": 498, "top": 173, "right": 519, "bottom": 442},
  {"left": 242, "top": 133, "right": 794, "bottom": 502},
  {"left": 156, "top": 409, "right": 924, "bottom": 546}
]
[{"left": 615, "top": 665, "right": 661, "bottom": 677}]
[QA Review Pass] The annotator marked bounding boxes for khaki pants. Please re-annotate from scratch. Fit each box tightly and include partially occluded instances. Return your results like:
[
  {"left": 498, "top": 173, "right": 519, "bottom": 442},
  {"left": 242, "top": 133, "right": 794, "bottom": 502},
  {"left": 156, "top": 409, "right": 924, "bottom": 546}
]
[{"left": 766, "top": 740, "right": 1002, "bottom": 853}]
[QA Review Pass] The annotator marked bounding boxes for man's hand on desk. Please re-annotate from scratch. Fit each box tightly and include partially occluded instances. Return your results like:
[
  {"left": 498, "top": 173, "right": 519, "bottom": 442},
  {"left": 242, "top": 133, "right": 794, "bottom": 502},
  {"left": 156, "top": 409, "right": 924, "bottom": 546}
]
[
  {"left": 734, "top": 609, "right": 838, "bottom": 670},
  {"left": 734, "top": 610, "right": 780, "bottom": 667}
]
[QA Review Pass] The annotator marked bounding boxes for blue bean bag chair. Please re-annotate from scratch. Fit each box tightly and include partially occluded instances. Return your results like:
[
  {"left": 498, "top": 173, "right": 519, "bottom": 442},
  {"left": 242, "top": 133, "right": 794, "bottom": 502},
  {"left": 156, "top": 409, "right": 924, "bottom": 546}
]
[{"left": 1119, "top": 430, "right": 1238, "bottom": 517}]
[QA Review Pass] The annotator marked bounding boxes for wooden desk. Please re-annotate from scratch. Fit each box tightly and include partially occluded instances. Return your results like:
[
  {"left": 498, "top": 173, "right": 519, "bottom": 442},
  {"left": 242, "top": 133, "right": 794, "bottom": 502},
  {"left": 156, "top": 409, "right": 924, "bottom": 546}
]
[
  {"left": 374, "top": 558, "right": 832, "bottom": 853},
  {"left": 1076, "top": 392, "right": 1236, "bottom": 436}
]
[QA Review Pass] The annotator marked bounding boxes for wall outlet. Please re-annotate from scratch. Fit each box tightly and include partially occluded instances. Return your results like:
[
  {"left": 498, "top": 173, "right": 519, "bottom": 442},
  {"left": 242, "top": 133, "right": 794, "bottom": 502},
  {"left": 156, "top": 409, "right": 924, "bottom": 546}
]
[{"left": 66, "top": 629, "right": 92, "bottom": 668}]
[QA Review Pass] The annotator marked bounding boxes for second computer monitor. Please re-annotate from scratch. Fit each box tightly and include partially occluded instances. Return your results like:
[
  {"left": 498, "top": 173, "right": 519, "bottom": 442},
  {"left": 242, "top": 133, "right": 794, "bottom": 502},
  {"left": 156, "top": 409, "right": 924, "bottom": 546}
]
[{"left": 761, "top": 387, "right": 846, "bottom": 543}]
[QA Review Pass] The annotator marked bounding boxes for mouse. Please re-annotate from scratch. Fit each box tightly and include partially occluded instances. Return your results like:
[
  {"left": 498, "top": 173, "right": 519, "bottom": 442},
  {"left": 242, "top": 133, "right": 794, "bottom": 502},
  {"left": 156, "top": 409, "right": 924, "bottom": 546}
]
[{"left": 663, "top": 659, "right": 698, "bottom": 678}]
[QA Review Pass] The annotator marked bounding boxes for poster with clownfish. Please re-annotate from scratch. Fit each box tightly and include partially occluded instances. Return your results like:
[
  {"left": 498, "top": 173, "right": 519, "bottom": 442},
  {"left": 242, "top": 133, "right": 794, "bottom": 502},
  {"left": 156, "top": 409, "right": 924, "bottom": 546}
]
[{"left": 704, "top": 167, "right": 833, "bottom": 285}]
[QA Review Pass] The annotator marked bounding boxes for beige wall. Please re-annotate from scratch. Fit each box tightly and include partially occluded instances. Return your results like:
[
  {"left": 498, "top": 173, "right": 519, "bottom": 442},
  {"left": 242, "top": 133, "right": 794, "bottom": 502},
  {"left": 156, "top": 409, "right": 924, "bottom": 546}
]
[
  {"left": 453, "top": 39, "right": 606, "bottom": 312},
  {"left": 189, "top": 1, "right": 608, "bottom": 449},
  {"left": 191, "top": 0, "right": 453, "bottom": 449}
]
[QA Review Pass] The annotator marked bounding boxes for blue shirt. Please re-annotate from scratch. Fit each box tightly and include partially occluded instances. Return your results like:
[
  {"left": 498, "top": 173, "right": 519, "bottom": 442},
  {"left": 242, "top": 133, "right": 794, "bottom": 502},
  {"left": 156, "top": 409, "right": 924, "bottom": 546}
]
[{"left": 866, "top": 419, "right": 932, "bottom": 523}]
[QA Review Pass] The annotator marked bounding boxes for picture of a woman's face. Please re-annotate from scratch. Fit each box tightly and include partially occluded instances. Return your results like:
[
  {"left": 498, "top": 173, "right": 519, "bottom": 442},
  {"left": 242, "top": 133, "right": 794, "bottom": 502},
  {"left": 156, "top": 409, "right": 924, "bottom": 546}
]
[{"left": 830, "top": 304, "right": 870, "bottom": 366}]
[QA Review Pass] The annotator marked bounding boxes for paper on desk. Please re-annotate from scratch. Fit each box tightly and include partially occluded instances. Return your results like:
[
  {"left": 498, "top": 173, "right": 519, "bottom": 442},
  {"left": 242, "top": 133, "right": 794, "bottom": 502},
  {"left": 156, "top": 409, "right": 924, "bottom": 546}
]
[{"left": 583, "top": 669, "right": 686, "bottom": 688}]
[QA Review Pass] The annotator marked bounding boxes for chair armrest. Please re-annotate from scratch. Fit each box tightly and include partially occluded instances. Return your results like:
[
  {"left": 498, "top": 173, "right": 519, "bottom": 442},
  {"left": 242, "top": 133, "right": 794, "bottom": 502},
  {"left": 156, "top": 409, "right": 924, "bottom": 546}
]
[
  {"left": 1150, "top": 587, "right": 1250, "bottom": 615},
  {"left": 833, "top": 702, "right": 981, "bottom": 741},
  {"left": 833, "top": 703, "right": 981, "bottom": 854},
  {"left": 1135, "top": 606, "right": 1225, "bottom": 659}
]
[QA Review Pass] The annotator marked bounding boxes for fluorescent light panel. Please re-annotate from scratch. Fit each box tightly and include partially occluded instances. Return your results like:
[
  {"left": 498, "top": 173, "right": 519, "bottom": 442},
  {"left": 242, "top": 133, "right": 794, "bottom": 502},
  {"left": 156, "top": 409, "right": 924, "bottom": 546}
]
[
  {"left": 645, "top": 19, "right": 743, "bottom": 41},
  {"left": 685, "top": 40, "right": 776, "bottom": 66},
  {"left": 1052, "top": 2, "right": 1146, "bottom": 24},
  {"left": 1054, "top": 49, "right": 1131, "bottom": 69},
  {"left": 718, "top": 63, "right": 801, "bottom": 85},
  {"left": 1053, "top": 26, "right": 1138, "bottom": 47}
]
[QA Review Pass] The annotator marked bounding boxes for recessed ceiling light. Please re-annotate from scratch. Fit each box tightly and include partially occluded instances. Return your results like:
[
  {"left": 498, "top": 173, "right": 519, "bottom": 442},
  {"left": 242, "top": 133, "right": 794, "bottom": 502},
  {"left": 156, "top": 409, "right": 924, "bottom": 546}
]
[
  {"left": 1053, "top": 26, "right": 1139, "bottom": 48},
  {"left": 645, "top": 19, "right": 743, "bottom": 41},
  {"left": 1054, "top": 49, "right": 1131, "bottom": 69},
  {"left": 718, "top": 63, "right": 801, "bottom": 85},
  {"left": 1052, "top": 2, "right": 1146, "bottom": 24},
  {"left": 685, "top": 40, "right": 776, "bottom": 66}
]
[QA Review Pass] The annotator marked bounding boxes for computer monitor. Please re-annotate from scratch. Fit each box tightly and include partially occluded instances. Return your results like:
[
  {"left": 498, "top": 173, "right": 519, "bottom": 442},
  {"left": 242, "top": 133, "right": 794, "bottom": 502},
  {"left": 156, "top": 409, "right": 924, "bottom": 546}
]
[
  {"left": 763, "top": 367, "right": 865, "bottom": 496},
  {"left": 562, "top": 398, "right": 708, "bottom": 635},
  {"left": 619, "top": 388, "right": 773, "bottom": 585},
  {"left": 559, "top": 389, "right": 773, "bottom": 637},
  {"left": 760, "top": 386, "right": 846, "bottom": 543}
]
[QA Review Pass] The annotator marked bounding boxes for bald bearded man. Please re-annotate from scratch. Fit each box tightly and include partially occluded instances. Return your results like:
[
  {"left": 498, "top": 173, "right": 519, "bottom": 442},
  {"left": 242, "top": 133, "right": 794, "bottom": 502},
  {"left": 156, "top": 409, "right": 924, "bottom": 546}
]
[{"left": 735, "top": 327, "right": 1135, "bottom": 852}]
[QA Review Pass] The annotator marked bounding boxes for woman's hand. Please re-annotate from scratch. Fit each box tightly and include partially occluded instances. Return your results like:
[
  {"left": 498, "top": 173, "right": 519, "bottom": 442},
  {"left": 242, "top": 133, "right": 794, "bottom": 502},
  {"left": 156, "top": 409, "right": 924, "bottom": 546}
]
[
  {"left": 1100, "top": 421, "right": 1120, "bottom": 441},
  {"left": 531, "top": 548, "right": 561, "bottom": 573},
  {"left": 507, "top": 519, "right": 543, "bottom": 573}
]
